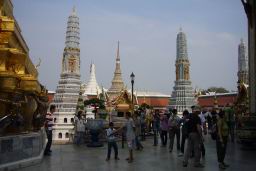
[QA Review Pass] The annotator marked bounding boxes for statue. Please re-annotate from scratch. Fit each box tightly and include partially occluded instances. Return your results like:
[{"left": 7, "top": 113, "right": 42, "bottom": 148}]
[
  {"left": 184, "top": 65, "right": 189, "bottom": 80},
  {"left": 176, "top": 66, "right": 179, "bottom": 80},
  {"left": 234, "top": 82, "right": 249, "bottom": 116},
  {"left": 0, "top": 5, "right": 49, "bottom": 136}
]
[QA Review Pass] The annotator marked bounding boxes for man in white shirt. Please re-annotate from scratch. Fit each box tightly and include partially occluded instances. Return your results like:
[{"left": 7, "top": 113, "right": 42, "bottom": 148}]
[{"left": 106, "top": 122, "right": 119, "bottom": 161}]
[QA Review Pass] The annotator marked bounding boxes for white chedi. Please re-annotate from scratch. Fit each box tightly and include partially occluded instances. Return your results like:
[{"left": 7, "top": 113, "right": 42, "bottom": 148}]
[{"left": 83, "top": 63, "right": 102, "bottom": 96}]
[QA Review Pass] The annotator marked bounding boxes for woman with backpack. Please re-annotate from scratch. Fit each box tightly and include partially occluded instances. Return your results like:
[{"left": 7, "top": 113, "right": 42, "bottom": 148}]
[{"left": 168, "top": 109, "right": 181, "bottom": 154}]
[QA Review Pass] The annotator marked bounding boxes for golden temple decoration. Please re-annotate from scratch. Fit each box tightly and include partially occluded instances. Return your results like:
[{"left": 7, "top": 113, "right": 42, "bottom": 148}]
[{"left": 0, "top": 0, "right": 48, "bottom": 136}]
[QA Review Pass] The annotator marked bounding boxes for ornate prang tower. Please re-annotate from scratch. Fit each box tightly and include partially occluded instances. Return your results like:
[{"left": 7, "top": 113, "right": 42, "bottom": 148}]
[
  {"left": 108, "top": 41, "right": 125, "bottom": 99},
  {"left": 238, "top": 38, "right": 249, "bottom": 84},
  {"left": 170, "top": 28, "right": 195, "bottom": 113},
  {"left": 52, "top": 7, "right": 81, "bottom": 143}
]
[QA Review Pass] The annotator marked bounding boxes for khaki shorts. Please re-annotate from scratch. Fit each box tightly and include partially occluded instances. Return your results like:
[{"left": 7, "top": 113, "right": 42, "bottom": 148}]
[{"left": 127, "top": 139, "right": 135, "bottom": 150}]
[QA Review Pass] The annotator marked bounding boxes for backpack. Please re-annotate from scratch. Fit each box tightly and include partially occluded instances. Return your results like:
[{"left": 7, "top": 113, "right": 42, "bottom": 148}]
[
  {"left": 211, "top": 123, "right": 217, "bottom": 140},
  {"left": 182, "top": 119, "right": 189, "bottom": 138}
]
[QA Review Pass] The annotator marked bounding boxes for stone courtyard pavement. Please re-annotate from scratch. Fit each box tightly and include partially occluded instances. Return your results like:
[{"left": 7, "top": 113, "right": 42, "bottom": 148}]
[{"left": 19, "top": 136, "right": 256, "bottom": 171}]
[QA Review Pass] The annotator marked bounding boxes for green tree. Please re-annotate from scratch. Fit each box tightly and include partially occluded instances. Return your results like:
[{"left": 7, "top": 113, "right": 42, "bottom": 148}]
[
  {"left": 201, "top": 87, "right": 229, "bottom": 94},
  {"left": 84, "top": 98, "right": 105, "bottom": 119},
  {"left": 138, "top": 103, "right": 151, "bottom": 110}
]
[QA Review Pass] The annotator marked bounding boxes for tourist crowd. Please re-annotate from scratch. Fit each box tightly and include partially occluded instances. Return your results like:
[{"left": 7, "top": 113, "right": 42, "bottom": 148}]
[{"left": 44, "top": 104, "right": 235, "bottom": 169}]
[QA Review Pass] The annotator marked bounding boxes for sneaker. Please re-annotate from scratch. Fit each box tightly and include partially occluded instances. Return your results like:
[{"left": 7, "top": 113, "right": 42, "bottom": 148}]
[
  {"left": 128, "top": 160, "right": 133, "bottom": 163},
  {"left": 222, "top": 162, "right": 229, "bottom": 168},
  {"left": 182, "top": 161, "right": 188, "bottom": 167},
  {"left": 115, "top": 157, "right": 120, "bottom": 160},
  {"left": 194, "top": 163, "right": 204, "bottom": 168},
  {"left": 219, "top": 163, "right": 226, "bottom": 169},
  {"left": 44, "top": 152, "right": 51, "bottom": 156},
  {"left": 105, "top": 158, "right": 110, "bottom": 161},
  {"left": 178, "top": 152, "right": 183, "bottom": 157},
  {"left": 169, "top": 149, "right": 172, "bottom": 153}
]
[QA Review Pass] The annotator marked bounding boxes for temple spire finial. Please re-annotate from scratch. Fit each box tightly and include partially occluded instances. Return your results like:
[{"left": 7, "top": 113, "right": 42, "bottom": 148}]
[
  {"left": 72, "top": 6, "right": 76, "bottom": 13},
  {"left": 240, "top": 38, "right": 244, "bottom": 44},
  {"left": 108, "top": 41, "right": 124, "bottom": 98},
  {"left": 179, "top": 27, "right": 182, "bottom": 32},
  {"left": 117, "top": 41, "right": 120, "bottom": 61}
]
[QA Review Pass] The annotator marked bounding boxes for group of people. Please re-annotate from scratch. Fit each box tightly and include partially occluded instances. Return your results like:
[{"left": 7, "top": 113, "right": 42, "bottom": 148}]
[
  {"left": 153, "top": 105, "right": 234, "bottom": 169},
  {"left": 106, "top": 111, "right": 143, "bottom": 163},
  {"left": 44, "top": 104, "right": 235, "bottom": 169}
]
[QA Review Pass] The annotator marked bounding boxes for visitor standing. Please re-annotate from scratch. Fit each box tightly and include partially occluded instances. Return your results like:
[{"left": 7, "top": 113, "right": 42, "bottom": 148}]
[
  {"left": 199, "top": 110, "right": 207, "bottom": 158},
  {"left": 160, "top": 113, "right": 168, "bottom": 146},
  {"left": 225, "top": 104, "right": 235, "bottom": 142},
  {"left": 183, "top": 105, "right": 204, "bottom": 168},
  {"left": 44, "top": 105, "right": 56, "bottom": 156},
  {"left": 168, "top": 109, "right": 181, "bottom": 154},
  {"left": 140, "top": 109, "right": 146, "bottom": 141},
  {"left": 206, "top": 110, "right": 213, "bottom": 133},
  {"left": 74, "top": 111, "right": 86, "bottom": 145},
  {"left": 180, "top": 110, "right": 189, "bottom": 156},
  {"left": 146, "top": 108, "right": 153, "bottom": 133},
  {"left": 125, "top": 112, "right": 136, "bottom": 163},
  {"left": 106, "top": 122, "right": 119, "bottom": 161},
  {"left": 134, "top": 111, "right": 143, "bottom": 150},
  {"left": 216, "top": 110, "right": 230, "bottom": 169},
  {"left": 153, "top": 109, "right": 161, "bottom": 146}
]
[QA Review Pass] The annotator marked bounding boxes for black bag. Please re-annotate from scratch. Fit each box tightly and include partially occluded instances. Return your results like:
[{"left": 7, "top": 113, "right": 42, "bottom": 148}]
[{"left": 211, "top": 123, "right": 217, "bottom": 140}]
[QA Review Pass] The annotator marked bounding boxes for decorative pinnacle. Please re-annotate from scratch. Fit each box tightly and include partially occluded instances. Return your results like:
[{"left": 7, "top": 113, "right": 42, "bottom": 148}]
[
  {"left": 240, "top": 38, "right": 244, "bottom": 44},
  {"left": 90, "top": 63, "right": 92, "bottom": 73},
  {"left": 72, "top": 6, "right": 76, "bottom": 15},
  {"left": 179, "top": 27, "right": 182, "bottom": 32},
  {"left": 116, "top": 41, "right": 120, "bottom": 61}
]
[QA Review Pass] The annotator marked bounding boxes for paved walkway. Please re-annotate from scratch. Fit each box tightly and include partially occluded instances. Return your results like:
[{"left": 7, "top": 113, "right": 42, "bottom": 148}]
[{"left": 19, "top": 136, "right": 256, "bottom": 171}]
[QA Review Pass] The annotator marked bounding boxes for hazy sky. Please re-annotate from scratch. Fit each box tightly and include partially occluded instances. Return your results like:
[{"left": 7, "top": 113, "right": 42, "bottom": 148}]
[{"left": 13, "top": 0, "right": 247, "bottom": 94}]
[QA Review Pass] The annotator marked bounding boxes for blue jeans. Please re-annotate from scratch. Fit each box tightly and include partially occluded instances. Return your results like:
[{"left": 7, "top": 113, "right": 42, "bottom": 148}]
[
  {"left": 135, "top": 136, "right": 143, "bottom": 149},
  {"left": 75, "top": 132, "right": 84, "bottom": 145},
  {"left": 107, "top": 141, "right": 118, "bottom": 159},
  {"left": 45, "top": 130, "right": 52, "bottom": 153}
]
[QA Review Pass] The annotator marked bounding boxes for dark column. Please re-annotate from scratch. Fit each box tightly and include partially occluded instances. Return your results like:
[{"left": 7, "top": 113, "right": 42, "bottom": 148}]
[{"left": 242, "top": 0, "right": 256, "bottom": 114}]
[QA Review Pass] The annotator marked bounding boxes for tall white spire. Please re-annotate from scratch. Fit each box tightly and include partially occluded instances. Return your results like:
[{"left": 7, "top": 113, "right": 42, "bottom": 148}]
[
  {"left": 238, "top": 38, "right": 248, "bottom": 84},
  {"left": 62, "top": 7, "right": 80, "bottom": 75},
  {"left": 83, "top": 63, "right": 101, "bottom": 96},
  {"left": 176, "top": 29, "right": 188, "bottom": 59},
  {"left": 108, "top": 41, "right": 125, "bottom": 98},
  {"left": 52, "top": 7, "right": 82, "bottom": 143},
  {"left": 238, "top": 38, "right": 248, "bottom": 72},
  {"left": 170, "top": 28, "right": 195, "bottom": 113},
  {"left": 65, "top": 6, "right": 79, "bottom": 48}
]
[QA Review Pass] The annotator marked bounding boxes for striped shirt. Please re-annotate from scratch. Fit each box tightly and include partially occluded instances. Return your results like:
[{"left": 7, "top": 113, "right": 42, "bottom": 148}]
[{"left": 45, "top": 112, "right": 54, "bottom": 131}]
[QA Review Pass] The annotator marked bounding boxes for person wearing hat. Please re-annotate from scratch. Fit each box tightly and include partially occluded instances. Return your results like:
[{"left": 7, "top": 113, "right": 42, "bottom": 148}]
[{"left": 183, "top": 105, "right": 204, "bottom": 168}]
